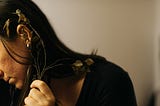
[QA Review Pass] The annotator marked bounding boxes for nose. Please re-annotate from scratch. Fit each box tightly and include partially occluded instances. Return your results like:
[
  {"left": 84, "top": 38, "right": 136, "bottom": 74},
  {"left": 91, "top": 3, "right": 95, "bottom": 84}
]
[{"left": 0, "top": 70, "right": 4, "bottom": 79}]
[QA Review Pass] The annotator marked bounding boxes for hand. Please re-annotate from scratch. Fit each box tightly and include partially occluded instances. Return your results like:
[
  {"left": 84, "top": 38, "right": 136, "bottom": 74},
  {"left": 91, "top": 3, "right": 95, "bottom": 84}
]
[{"left": 24, "top": 80, "right": 56, "bottom": 106}]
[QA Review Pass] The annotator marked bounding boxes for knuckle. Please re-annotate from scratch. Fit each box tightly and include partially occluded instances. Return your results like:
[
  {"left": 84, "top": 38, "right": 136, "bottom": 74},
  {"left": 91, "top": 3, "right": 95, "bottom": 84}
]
[
  {"left": 41, "top": 97, "right": 55, "bottom": 106},
  {"left": 24, "top": 96, "right": 30, "bottom": 104},
  {"left": 48, "top": 98, "right": 53, "bottom": 103},
  {"left": 42, "top": 100, "right": 49, "bottom": 106},
  {"left": 38, "top": 80, "right": 45, "bottom": 87},
  {"left": 29, "top": 88, "right": 36, "bottom": 95}
]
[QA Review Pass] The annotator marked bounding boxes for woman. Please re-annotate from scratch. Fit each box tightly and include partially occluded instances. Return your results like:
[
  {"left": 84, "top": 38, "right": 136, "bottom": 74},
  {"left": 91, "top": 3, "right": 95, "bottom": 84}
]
[{"left": 0, "top": 0, "right": 137, "bottom": 106}]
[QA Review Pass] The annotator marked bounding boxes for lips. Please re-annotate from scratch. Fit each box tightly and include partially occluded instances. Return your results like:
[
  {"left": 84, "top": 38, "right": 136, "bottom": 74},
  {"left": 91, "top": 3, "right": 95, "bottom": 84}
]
[
  {"left": 4, "top": 77, "right": 15, "bottom": 85},
  {"left": 4, "top": 77, "right": 10, "bottom": 83},
  {"left": 8, "top": 78, "right": 16, "bottom": 85}
]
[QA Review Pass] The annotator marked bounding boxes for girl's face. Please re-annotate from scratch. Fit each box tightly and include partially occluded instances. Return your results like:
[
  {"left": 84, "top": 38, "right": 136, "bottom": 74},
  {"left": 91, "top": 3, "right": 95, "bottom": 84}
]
[{"left": 0, "top": 37, "right": 30, "bottom": 89}]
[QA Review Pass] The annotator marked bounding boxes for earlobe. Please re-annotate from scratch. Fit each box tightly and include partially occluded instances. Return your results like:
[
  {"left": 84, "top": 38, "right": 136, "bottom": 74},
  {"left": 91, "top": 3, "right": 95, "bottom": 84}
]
[{"left": 17, "top": 24, "right": 32, "bottom": 49}]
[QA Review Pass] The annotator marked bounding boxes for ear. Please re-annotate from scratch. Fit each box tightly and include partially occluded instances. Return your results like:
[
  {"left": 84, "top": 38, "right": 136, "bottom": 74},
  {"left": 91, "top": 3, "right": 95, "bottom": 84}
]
[{"left": 17, "top": 24, "right": 32, "bottom": 48}]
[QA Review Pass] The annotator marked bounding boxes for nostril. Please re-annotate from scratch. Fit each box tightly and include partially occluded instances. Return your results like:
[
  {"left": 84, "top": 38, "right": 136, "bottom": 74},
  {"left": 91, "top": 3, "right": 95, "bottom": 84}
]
[{"left": 0, "top": 70, "right": 4, "bottom": 78}]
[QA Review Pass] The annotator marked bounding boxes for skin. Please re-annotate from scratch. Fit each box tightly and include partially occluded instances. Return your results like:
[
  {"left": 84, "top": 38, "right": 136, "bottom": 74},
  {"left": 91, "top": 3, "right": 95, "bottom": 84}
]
[
  {"left": 24, "top": 80, "right": 55, "bottom": 106},
  {"left": 0, "top": 37, "right": 56, "bottom": 105},
  {"left": 0, "top": 25, "right": 85, "bottom": 105},
  {"left": 0, "top": 38, "right": 28, "bottom": 89},
  {"left": 0, "top": 22, "right": 56, "bottom": 105}
]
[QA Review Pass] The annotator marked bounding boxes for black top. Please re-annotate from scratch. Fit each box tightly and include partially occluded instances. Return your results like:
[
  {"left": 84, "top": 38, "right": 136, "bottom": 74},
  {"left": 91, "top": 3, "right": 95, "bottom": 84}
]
[
  {"left": 0, "top": 58, "right": 137, "bottom": 106},
  {"left": 76, "top": 58, "right": 137, "bottom": 106}
]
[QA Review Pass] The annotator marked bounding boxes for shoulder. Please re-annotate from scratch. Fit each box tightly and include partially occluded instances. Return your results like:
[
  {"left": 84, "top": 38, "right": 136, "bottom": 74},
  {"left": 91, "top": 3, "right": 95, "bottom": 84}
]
[
  {"left": 83, "top": 56, "right": 137, "bottom": 105},
  {"left": 89, "top": 56, "right": 130, "bottom": 84},
  {"left": 77, "top": 56, "right": 137, "bottom": 106},
  {"left": 88, "top": 56, "right": 135, "bottom": 93}
]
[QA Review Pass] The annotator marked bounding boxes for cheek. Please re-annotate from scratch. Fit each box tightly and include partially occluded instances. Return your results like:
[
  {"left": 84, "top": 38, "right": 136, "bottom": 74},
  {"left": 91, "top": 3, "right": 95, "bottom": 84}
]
[
  {"left": 0, "top": 45, "right": 13, "bottom": 73},
  {"left": 10, "top": 63, "right": 28, "bottom": 79},
  {"left": 0, "top": 40, "right": 29, "bottom": 82},
  {"left": 0, "top": 56, "right": 13, "bottom": 73},
  {"left": 0, "top": 56, "right": 27, "bottom": 78},
  {"left": 15, "top": 65, "right": 28, "bottom": 78}
]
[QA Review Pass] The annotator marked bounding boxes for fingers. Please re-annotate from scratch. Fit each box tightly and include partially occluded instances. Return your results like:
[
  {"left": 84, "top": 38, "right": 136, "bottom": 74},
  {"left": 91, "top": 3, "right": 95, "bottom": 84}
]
[
  {"left": 24, "top": 80, "right": 56, "bottom": 106},
  {"left": 30, "top": 80, "right": 54, "bottom": 99},
  {"left": 28, "top": 88, "right": 47, "bottom": 103},
  {"left": 24, "top": 96, "right": 38, "bottom": 106}
]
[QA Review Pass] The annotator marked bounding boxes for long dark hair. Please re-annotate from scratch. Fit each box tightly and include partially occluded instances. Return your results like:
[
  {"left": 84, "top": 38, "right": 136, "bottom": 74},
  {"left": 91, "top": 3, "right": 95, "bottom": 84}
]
[{"left": 0, "top": 0, "right": 101, "bottom": 105}]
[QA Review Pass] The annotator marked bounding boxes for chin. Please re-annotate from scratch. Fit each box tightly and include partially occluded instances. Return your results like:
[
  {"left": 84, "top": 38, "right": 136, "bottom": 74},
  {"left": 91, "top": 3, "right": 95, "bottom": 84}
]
[{"left": 15, "top": 83, "right": 23, "bottom": 89}]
